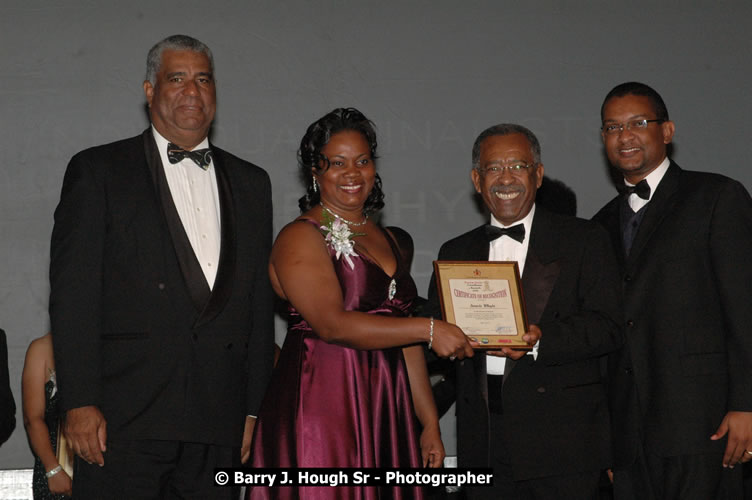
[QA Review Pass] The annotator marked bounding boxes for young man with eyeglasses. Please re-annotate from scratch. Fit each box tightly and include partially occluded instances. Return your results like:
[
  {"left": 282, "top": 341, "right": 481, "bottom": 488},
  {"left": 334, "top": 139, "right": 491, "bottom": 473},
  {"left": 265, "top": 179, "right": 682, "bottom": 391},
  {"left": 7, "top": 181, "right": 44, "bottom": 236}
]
[
  {"left": 593, "top": 81, "right": 752, "bottom": 499},
  {"left": 423, "top": 123, "right": 623, "bottom": 499}
]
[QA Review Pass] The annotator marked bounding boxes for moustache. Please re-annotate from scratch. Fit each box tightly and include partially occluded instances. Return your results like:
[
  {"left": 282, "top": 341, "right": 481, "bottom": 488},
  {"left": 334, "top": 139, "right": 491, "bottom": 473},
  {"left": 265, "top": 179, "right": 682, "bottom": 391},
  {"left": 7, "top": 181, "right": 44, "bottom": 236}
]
[{"left": 490, "top": 185, "right": 524, "bottom": 195}]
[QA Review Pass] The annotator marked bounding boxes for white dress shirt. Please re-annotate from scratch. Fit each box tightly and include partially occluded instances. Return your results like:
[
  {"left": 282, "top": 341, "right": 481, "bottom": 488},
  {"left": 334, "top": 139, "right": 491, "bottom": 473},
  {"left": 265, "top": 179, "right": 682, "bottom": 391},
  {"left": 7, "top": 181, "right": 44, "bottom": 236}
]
[
  {"left": 152, "top": 127, "right": 221, "bottom": 289},
  {"left": 486, "top": 205, "right": 537, "bottom": 375},
  {"left": 625, "top": 156, "right": 670, "bottom": 212}
]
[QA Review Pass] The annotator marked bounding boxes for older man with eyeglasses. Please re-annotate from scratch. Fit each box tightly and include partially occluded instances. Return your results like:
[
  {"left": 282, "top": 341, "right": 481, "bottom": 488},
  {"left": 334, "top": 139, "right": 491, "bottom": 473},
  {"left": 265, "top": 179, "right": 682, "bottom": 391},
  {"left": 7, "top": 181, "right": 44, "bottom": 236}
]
[
  {"left": 593, "top": 81, "right": 752, "bottom": 500},
  {"left": 423, "top": 123, "right": 623, "bottom": 500}
]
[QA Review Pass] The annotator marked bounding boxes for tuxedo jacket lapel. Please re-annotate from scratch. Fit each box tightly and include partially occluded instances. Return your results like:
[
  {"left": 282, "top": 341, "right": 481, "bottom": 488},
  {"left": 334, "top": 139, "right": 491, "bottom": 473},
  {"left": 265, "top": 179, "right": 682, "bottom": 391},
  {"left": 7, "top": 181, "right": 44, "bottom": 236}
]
[
  {"left": 520, "top": 253, "right": 560, "bottom": 326},
  {"left": 143, "top": 131, "right": 211, "bottom": 315},
  {"left": 625, "top": 163, "right": 681, "bottom": 269}
]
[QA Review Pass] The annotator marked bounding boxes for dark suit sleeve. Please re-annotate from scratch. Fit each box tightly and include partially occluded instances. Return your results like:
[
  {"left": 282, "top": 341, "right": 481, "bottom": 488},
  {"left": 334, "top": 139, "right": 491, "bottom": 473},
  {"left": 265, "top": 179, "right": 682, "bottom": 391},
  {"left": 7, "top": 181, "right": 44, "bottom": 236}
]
[
  {"left": 709, "top": 180, "right": 752, "bottom": 411},
  {"left": 246, "top": 170, "right": 275, "bottom": 416},
  {"left": 0, "top": 330, "right": 16, "bottom": 445},
  {"left": 49, "top": 153, "right": 105, "bottom": 411},
  {"left": 537, "top": 223, "right": 624, "bottom": 366}
]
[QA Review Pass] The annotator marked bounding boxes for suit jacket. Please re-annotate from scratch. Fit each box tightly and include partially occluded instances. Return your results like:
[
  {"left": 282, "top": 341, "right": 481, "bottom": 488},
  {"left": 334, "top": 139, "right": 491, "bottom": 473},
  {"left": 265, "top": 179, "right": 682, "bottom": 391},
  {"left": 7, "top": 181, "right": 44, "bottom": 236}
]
[
  {"left": 593, "top": 161, "right": 752, "bottom": 467},
  {"left": 49, "top": 130, "right": 275, "bottom": 447},
  {"left": 0, "top": 329, "right": 16, "bottom": 446},
  {"left": 424, "top": 207, "right": 623, "bottom": 481}
]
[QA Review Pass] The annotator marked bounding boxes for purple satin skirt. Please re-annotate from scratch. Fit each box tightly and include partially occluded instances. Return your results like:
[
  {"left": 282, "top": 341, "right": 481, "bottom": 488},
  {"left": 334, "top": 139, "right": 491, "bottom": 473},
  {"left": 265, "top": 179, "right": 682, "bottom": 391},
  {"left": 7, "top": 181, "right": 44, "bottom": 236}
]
[{"left": 250, "top": 233, "right": 425, "bottom": 499}]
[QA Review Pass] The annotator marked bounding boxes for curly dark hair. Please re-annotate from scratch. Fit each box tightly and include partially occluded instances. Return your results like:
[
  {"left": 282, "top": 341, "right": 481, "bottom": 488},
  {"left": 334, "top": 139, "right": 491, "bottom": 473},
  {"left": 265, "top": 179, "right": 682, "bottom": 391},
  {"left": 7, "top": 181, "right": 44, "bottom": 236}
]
[{"left": 297, "top": 107, "right": 385, "bottom": 215}]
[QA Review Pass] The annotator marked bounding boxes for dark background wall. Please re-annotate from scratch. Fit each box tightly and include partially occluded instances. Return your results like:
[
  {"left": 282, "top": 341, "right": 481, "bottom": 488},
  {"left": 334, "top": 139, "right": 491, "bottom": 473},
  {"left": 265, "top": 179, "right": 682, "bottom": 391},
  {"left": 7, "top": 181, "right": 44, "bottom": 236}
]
[{"left": 2, "top": 0, "right": 750, "bottom": 467}]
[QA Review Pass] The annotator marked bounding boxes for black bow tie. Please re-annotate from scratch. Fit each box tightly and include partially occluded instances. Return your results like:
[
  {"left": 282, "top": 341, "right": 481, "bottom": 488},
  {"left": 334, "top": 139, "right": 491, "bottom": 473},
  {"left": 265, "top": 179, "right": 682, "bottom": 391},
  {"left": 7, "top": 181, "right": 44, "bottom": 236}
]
[
  {"left": 620, "top": 179, "right": 650, "bottom": 200},
  {"left": 484, "top": 223, "right": 525, "bottom": 243},
  {"left": 167, "top": 143, "right": 213, "bottom": 170}
]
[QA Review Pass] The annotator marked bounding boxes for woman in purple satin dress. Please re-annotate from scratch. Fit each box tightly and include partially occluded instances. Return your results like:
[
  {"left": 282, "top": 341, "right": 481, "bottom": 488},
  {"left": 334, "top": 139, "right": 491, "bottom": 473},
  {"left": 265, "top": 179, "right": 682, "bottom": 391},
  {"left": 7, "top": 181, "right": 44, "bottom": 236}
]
[{"left": 249, "top": 108, "right": 473, "bottom": 499}]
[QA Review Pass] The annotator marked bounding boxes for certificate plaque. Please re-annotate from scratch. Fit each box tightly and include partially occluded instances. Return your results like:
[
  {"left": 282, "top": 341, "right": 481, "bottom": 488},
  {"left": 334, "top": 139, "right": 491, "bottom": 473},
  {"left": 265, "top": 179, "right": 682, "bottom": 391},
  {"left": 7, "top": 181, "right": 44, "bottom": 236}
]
[
  {"left": 433, "top": 261, "right": 530, "bottom": 350},
  {"left": 56, "top": 422, "right": 74, "bottom": 479}
]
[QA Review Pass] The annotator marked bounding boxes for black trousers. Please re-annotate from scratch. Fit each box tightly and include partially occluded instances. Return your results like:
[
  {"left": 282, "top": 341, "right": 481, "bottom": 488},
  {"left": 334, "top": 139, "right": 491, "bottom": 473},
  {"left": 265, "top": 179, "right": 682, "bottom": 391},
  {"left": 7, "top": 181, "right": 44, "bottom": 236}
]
[
  {"left": 613, "top": 442, "right": 743, "bottom": 500},
  {"left": 73, "top": 439, "right": 240, "bottom": 500},
  {"left": 464, "top": 391, "right": 601, "bottom": 500}
]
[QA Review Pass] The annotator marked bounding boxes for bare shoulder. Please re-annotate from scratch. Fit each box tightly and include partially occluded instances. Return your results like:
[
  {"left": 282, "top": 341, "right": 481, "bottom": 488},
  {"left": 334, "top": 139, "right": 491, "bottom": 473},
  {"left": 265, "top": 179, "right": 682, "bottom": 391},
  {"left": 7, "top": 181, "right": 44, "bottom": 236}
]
[
  {"left": 26, "top": 334, "right": 52, "bottom": 357},
  {"left": 271, "top": 217, "right": 331, "bottom": 265},
  {"left": 24, "top": 334, "right": 54, "bottom": 376},
  {"left": 273, "top": 218, "right": 325, "bottom": 249}
]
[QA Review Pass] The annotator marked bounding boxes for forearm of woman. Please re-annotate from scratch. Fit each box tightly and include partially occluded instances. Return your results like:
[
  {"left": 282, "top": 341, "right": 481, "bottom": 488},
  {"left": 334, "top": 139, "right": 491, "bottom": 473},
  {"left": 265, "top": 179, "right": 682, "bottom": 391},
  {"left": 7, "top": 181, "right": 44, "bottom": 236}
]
[
  {"left": 314, "top": 313, "right": 430, "bottom": 350},
  {"left": 24, "top": 417, "right": 59, "bottom": 471},
  {"left": 403, "top": 344, "right": 445, "bottom": 467},
  {"left": 314, "top": 311, "right": 472, "bottom": 360},
  {"left": 402, "top": 345, "right": 440, "bottom": 428}
]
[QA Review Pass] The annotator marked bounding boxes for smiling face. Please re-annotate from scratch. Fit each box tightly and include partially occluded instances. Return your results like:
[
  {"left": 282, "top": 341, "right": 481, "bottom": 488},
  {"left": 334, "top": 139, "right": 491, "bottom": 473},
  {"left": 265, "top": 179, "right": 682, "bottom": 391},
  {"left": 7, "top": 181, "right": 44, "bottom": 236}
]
[
  {"left": 314, "top": 130, "right": 375, "bottom": 220},
  {"left": 143, "top": 49, "right": 216, "bottom": 149},
  {"left": 471, "top": 133, "right": 543, "bottom": 226},
  {"left": 601, "top": 94, "right": 675, "bottom": 184}
]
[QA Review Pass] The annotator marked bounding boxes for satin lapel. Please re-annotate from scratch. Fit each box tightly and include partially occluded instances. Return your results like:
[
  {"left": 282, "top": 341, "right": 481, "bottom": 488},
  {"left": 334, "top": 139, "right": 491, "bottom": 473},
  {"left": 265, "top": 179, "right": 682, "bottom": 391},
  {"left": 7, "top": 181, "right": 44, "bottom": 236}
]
[
  {"left": 625, "top": 163, "right": 681, "bottom": 269},
  {"left": 505, "top": 209, "right": 561, "bottom": 378},
  {"left": 521, "top": 254, "right": 560, "bottom": 325},
  {"left": 522, "top": 209, "right": 561, "bottom": 324},
  {"left": 143, "top": 131, "right": 211, "bottom": 313},
  {"left": 194, "top": 149, "right": 236, "bottom": 328}
]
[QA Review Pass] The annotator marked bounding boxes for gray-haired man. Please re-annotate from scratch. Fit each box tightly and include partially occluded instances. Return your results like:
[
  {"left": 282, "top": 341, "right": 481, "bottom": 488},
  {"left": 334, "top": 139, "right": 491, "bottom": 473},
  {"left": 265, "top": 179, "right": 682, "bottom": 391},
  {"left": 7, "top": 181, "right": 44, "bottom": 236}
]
[{"left": 50, "top": 34, "right": 274, "bottom": 498}]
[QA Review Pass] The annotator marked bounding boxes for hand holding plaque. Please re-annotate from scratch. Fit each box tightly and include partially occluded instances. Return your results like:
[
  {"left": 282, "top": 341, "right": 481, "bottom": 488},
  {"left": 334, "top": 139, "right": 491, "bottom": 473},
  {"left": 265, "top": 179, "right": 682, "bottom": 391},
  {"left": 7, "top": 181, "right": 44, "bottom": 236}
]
[
  {"left": 433, "top": 261, "right": 531, "bottom": 350},
  {"left": 486, "top": 324, "right": 541, "bottom": 359}
]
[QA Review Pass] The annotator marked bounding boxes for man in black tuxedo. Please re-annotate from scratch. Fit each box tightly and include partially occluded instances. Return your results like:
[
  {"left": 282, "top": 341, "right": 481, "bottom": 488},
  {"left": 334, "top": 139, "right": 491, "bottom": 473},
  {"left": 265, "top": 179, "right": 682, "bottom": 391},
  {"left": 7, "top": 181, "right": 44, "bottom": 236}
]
[
  {"left": 593, "top": 81, "right": 752, "bottom": 499},
  {"left": 424, "top": 124, "right": 622, "bottom": 499},
  {"left": 49, "top": 35, "right": 274, "bottom": 499}
]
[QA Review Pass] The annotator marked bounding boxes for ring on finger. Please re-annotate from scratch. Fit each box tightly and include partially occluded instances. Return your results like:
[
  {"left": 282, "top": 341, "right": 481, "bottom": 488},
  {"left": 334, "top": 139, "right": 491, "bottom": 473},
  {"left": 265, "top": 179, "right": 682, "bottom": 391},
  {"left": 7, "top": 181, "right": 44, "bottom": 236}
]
[
  {"left": 449, "top": 355, "right": 457, "bottom": 361},
  {"left": 746, "top": 450, "right": 752, "bottom": 456}
]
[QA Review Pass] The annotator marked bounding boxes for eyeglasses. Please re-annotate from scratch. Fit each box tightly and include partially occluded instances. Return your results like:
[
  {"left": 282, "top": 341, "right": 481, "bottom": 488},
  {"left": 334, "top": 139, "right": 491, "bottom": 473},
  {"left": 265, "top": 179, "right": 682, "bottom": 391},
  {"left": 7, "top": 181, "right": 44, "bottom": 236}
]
[
  {"left": 477, "top": 162, "right": 537, "bottom": 176},
  {"left": 602, "top": 119, "right": 664, "bottom": 135}
]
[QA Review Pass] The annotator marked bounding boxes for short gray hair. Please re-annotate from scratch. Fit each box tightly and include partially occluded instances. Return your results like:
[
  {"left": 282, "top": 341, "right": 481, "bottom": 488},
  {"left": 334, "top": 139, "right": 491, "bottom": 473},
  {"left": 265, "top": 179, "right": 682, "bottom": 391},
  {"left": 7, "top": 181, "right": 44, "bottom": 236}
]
[
  {"left": 471, "top": 123, "right": 541, "bottom": 170},
  {"left": 145, "top": 34, "right": 214, "bottom": 86}
]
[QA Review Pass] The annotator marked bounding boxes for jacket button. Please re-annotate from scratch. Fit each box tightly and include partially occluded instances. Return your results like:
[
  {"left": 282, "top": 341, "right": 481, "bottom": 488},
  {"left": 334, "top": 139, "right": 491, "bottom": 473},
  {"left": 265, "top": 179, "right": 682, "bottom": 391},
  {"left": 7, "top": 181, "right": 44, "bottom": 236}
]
[
  {"left": 225, "top": 342, "right": 233, "bottom": 350},
  {"left": 624, "top": 368, "right": 632, "bottom": 374},
  {"left": 626, "top": 320, "right": 634, "bottom": 327},
  {"left": 536, "top": 387, "right": 546, "bottom": 393},
  {"left": 624, "top": 275, "right": 632, "bottom": 282},
  {"left": 158, "top": 283, "right": 166, "bottom": 290},
  {"left": 553, "top": 312, "right": 560, "bottom": 319},
  {"left": 192, "top": 333, "right": 198, "bottom": 341}
]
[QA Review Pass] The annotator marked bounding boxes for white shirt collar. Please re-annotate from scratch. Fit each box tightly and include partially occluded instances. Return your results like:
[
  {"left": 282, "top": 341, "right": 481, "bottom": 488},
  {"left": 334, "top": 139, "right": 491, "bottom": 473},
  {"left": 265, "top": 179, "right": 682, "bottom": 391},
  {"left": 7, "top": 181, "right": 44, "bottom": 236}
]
[
  {"left": 624, "top": 156, "right": 670, "bottom": 203},
  {"left": 151, "top": 126, "right": 210, "bottom": 153},
  {"left": 490, "top": 203, "right": 536, "bottom": 235}
]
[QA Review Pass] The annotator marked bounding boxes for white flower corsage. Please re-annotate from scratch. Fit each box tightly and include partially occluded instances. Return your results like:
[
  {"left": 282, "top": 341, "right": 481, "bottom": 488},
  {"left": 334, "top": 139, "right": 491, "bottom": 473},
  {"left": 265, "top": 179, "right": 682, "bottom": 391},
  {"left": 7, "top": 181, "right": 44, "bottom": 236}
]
[{"left": 320, "top": 215, "right": 362, "bottom": 269}]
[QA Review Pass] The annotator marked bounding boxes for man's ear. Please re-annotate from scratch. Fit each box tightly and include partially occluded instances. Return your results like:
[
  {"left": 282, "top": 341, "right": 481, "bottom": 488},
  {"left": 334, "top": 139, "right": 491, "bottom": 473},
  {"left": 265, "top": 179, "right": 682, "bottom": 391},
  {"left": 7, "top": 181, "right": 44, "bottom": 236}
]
[
  {"left": 662, "top": 120, "right": 675, "bottom": 145},
  {"left": 535, "top": 164, "right": 545, "bottom": 188},
  {"left": 471, "top": 168, "right": 482, "bottom": 194},
  {"left": 143, "top": 81, "right": 154, "bottom": 108}
]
